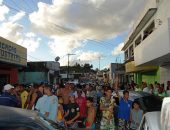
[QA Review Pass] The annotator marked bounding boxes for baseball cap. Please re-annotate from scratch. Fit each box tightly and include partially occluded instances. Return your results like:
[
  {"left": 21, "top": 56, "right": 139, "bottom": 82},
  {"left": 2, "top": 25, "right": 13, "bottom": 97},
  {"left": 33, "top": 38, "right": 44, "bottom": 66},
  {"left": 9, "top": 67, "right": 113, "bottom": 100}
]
[{"left": 3, "top": 84, "right": 14, "bottom": 91}]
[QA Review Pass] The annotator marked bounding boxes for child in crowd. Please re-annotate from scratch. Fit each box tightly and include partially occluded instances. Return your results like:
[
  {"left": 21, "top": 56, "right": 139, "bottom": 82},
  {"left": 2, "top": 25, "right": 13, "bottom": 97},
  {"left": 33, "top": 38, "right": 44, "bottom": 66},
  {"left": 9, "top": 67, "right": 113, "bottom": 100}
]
[
  {"left": 86, "top": 97, "right": 96, "bottom": 130},
  {"left": 64, "top": 93, "right": 80, "bottom": 129},
  {"left": 57, "top": 97, "right": 64, "bottom": 126},
  {"left": 130, "top": 101, "right": 143, "bottom": 130}
]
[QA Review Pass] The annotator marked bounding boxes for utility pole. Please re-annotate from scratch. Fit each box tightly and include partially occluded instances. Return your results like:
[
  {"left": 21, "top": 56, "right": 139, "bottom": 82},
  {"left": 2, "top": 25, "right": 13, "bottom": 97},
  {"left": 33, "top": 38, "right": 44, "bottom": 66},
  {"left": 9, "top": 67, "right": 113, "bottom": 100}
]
[
  {"left": 99, "top": 56, "right": 101, "bottom": 71},
  {"left": 67, "top": 53, "right": 75, "bottom": 80}
]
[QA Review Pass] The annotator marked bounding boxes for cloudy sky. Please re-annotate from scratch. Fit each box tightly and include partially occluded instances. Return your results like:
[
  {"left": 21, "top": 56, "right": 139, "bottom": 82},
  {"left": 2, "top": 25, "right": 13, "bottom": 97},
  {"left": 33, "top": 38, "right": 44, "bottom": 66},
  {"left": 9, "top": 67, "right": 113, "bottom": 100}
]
[{"left": 0, "top": 0, "right": 147, "bottom": 69}]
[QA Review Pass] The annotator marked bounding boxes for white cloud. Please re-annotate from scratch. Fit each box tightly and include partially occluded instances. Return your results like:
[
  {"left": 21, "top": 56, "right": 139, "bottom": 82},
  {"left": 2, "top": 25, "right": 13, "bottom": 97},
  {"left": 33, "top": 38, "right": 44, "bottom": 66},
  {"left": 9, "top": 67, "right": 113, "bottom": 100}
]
[
  {"left": 0, "top": 12, "right": 25, "bottom": 42},
  {"left": 0, "top": 11, "right": 41, "bottom": 53},
  {"left": 29, "top": 0, "right": 147, "bottom": 39},
  {"left": 17, "top": 34, "right": 41, "bottom": 52},
  {"left": 0, "top": 22, "right": 23, "bottom": 42},
  {"left": 112, "top": 42, "right": 124, "bottom": 56},
  {"left": 0, "top": 5, "right": 9, "bottom": 21},
  {"left": 28, "top": 0, "right": 147, "bottom": 57},
  {"left": 48, "top": 36, "right": 83, "bottom": 56},
  {"left": 9, "top": 11, "right": 25, "bottom": 23},
  {"left": 77, "top": 51, "right": 102, "bottom": 62},
  {"left": 59, "top": 51, "right": 102, "bottom": 66},
  {"left": 25, "top": 32, "right": 36, "bottom": 38}
]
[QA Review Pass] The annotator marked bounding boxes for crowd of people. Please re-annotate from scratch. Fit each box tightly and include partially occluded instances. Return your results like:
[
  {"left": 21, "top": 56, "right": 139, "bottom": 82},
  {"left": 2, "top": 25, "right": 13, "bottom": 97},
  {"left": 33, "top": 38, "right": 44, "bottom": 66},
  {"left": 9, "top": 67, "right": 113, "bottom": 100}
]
[
  {"left": 123, "top": 81, "right": 170, "bottom": 97},
  {"left": 0, "top": 80, "right": 169, "bottom": 130}
]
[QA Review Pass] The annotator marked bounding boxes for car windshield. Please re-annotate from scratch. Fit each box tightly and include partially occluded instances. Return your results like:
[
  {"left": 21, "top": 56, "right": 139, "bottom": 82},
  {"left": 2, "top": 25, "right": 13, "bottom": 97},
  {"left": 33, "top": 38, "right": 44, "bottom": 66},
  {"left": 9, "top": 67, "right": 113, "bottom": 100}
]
[{"left": 141, "top": 95, "right": 162, "bottom": 111}]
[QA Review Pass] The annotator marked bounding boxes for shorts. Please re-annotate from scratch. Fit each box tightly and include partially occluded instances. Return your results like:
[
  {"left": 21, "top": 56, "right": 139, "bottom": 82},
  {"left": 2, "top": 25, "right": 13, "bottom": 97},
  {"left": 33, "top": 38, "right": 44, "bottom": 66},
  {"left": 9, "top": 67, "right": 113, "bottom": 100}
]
[
  {"left": 100, "top": 118, "right": 115, "bottom": 130},
  {"left": 85, "top": 122, "right": 95, "bottom": 130},
  {"left": 118, "top": 118, "right": 130, "bottom": 130},
  {"left": 63, "top": 104, "right": 68, "bottom": 113}
]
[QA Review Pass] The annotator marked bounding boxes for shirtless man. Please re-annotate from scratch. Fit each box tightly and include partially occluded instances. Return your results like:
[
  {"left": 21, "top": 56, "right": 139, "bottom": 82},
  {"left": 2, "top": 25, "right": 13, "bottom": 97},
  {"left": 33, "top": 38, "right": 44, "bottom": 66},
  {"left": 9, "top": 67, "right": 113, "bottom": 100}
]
[
  {"left": 86, "top": 97, "right": 96, "bottom": 130},
  {"left": 58, "top": 83, "right": 71, "bottom": 113}
]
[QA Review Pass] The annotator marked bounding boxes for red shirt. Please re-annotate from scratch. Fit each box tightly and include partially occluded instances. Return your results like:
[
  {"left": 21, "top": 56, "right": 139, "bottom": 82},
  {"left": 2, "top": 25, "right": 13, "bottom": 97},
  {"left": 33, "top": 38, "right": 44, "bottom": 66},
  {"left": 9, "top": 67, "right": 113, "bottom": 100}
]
[{"left": 76, "top": 96, "right": 87, "bottom": 118}]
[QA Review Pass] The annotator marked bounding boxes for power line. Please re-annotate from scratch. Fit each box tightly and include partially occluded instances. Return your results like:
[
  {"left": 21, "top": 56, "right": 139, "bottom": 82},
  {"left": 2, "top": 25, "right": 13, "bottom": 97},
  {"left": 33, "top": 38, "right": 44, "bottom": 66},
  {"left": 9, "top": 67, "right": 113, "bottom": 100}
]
[
  {"left": 2, "top": 1, "right": 118, "bottom": 56},
  {"left": 23, "top": 0, "right": 35, "bottom": 13}
]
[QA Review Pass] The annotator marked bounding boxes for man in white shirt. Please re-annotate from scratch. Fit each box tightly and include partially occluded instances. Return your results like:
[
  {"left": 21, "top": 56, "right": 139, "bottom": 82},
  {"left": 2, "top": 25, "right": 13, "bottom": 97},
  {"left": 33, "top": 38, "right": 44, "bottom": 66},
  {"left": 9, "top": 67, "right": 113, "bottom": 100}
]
[{"left": 142, "top": 82, "right": 150, "bottom": 93}]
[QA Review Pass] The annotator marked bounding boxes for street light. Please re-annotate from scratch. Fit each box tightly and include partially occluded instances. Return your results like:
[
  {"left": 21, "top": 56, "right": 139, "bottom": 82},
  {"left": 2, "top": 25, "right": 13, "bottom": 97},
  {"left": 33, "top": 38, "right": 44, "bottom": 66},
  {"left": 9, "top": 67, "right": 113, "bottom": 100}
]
[{"left": 67, "top": 53, "right": 76, "bottom": 80}]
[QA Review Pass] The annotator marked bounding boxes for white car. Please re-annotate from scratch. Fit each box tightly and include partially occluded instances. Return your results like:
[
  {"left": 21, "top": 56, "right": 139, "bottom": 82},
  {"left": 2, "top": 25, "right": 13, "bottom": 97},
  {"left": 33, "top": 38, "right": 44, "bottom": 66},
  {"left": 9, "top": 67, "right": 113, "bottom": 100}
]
[
  {"left": 138, "top": 111, "right": 161, "bottom": 130},
  {"left": 138, "top": 97, "right": 170, "bottom": 130}
]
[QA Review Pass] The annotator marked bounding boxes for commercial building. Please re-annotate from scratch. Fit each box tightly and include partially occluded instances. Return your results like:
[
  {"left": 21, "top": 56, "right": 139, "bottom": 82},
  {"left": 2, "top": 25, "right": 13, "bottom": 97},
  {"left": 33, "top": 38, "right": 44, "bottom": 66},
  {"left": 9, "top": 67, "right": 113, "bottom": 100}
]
[
  {"left": 0, "top": 36, "right": 27, "bottom": 90},
  {"left": 19, "top": 61, "right": 60, "bottom": 84},
  {"left": 122, "top": 0, "right": 170, "bottom": 86}
]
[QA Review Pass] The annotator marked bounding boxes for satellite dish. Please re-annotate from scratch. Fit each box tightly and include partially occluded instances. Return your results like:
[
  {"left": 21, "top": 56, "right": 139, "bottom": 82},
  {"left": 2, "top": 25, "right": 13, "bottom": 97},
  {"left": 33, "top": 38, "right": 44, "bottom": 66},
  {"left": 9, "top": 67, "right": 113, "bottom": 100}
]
[{"left": 55, "top": 56, "right": 60, "bottom": 62}]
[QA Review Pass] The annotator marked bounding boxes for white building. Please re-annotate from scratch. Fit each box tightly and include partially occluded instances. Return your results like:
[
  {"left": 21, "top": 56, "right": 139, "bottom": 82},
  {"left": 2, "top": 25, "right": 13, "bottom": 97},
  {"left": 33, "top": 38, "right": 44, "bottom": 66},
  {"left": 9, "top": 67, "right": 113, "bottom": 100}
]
[{"left": 122, "top": 0, "right": 170, "bottom": 86}]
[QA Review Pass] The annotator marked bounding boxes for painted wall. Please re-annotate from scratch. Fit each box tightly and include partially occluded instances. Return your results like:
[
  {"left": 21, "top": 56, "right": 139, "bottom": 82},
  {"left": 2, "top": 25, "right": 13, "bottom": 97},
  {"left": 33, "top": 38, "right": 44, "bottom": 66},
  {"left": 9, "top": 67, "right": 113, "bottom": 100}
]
[
  {"left": 0, "top": 68, "right": 18, "bottom": 84},
  {"left": 135, "top": 69, "right": 160, "bottom": 85},
  {"left": 19, "top": 72, "right": 47, "bottom": 84},
  {"left": 160, "top": 64, "right": 170, "bottom": 89}
]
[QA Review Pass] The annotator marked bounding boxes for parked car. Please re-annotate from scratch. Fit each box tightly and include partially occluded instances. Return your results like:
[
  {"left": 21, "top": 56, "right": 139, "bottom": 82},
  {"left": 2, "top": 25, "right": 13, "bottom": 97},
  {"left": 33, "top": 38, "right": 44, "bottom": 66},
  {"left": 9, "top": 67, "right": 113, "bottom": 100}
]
[
  {"left": 0, "top": 105, "right": 70, "bottom": 130},
  {"left": 138, "top": 97, "right": 170, "bottom": 130},
  {"left": 138, "top": 111, "right": 161, "bottom": 130}
]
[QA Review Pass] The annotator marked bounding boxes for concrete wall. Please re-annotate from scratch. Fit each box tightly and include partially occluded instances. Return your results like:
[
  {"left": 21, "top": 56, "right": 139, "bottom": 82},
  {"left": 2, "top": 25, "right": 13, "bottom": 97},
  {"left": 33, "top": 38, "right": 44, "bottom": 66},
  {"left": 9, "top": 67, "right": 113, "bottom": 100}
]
[
  {"left": 135, "top": 69, "right": 160, "bottom": 85},
  {"left": 160, "top": 64, "right": 170, "bottom": 89},
  {"left": 19, "top": 72, "right": 47, "bottom": 84},
  {"left": 134, "top": 18, "right": 170, "bottom": 66},
  {"left": 125, "top": 0, "right": 170, "bottom": 58},
  {"left": 155, "top": 0, "right": 170, "bottom": 27}
]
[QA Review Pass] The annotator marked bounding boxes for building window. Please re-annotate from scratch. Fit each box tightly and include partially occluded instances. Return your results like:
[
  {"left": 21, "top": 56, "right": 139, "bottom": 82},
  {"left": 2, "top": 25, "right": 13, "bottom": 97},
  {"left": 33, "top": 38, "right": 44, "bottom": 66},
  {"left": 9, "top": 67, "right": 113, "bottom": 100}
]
[
  {"left": 143, "top": 21, "right": 155, "bottom": 40},
  {"left": 125, "top": 50, "right": 129, "bottom": 61},
  {"left": 129, "top": 45, "right": 134, "bottom": 57},
  {"left": 135, "top": 35, "right": 142, "bottom": 47}
]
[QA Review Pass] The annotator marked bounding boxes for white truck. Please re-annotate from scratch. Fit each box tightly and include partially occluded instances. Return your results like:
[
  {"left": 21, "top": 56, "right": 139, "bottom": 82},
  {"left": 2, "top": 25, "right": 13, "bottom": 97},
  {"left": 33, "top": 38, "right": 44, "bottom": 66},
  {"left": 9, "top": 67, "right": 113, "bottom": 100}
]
[{"left": 138, "top": 97, "right": 170, "bottom": 130}]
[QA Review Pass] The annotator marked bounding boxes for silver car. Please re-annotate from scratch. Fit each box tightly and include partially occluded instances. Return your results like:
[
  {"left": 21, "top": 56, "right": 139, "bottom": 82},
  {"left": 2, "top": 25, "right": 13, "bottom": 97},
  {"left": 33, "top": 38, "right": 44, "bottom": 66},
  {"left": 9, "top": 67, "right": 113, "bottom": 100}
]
[{"left": 0, "top": 105, "right": 69, "bottom": 130}]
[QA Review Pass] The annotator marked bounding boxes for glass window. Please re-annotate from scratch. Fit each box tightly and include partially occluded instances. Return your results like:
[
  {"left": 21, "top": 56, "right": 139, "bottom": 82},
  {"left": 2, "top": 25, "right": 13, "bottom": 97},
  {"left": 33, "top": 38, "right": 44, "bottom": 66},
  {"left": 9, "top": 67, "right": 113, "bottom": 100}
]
[
  {"left": 125, "top": 50, "right": 129, "bottom": 60},
  {"left": 129, "top": 45, "right": 134, "bottom": 57},
  {"left": 135, "top": 35, "right": 142, "bottom": 47},
  {"left": 143, "top": 21, "right": 155, "bottom": 40}
]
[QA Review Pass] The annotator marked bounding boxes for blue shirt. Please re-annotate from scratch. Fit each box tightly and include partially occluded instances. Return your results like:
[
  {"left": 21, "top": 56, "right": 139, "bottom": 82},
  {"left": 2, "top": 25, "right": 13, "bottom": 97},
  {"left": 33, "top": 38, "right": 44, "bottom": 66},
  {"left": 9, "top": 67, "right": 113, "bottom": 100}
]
[
  {"left": 35, "top": 95, "right": 48, "bottom": 115},
  {"left": 0, "top": 92, "right": 18, "bottom": 107},
  {"left": 118, "top": 97, "right": 132, "bottom": 121},
  {"left": 45, "top": 95, "right": 58, "bottom": 122}
]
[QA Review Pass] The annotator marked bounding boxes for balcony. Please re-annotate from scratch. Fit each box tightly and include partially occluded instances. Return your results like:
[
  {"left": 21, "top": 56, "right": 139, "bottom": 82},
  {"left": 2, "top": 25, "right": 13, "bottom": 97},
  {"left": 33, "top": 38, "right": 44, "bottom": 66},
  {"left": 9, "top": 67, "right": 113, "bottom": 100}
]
[
  {"left": 134, "top": 18, "right": 170, "bottom": 66},
  {"left": 122, "top": 0, "right": 158, "bottom": 51}
]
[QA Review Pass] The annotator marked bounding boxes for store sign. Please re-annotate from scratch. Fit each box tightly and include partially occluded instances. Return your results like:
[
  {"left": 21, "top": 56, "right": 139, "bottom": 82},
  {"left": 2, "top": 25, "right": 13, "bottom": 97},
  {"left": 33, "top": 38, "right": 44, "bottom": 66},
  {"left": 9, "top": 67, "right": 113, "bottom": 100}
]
[{"left": 0, "top": 37, "right": 27, "bottom": 66}]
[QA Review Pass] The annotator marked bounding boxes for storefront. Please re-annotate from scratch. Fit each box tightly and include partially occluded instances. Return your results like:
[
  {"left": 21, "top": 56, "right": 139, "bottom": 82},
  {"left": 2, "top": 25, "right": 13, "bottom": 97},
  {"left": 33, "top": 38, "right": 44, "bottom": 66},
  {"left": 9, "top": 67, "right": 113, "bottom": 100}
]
[
  {"left": 0, "top": 36, "right": 27, "bottom": 90},
  {"left": 125, "top": 61, "right": 158, "bottom": 84}
]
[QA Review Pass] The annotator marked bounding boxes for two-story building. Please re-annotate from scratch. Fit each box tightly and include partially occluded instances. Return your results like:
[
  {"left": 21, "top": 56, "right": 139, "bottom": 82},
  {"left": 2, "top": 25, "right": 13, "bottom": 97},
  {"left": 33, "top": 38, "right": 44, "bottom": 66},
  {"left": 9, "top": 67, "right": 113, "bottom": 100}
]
[
  {"left": 122, "top": 0, "right": 170, "bottom": 86},
  {"left": 0, "top": 36, "right": 27, "bottom": 91}
]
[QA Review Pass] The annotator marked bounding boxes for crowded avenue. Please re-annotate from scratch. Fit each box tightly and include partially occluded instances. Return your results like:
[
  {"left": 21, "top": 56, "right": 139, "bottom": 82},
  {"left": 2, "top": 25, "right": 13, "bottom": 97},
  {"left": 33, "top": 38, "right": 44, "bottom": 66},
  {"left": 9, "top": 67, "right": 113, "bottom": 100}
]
[{"left": 1, "top": 0, "right": 170, "bottom": 130}]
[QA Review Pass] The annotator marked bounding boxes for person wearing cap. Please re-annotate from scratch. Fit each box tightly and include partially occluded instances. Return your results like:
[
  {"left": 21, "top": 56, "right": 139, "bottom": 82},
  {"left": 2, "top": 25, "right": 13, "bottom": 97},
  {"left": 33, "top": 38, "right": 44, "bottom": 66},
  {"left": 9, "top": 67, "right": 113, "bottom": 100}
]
[
  {"left": 0, "top": 84, "right": 19, "bottom": 107},
  {"left": 43, "top": 84, "right": 58, "bottom": 122},
  {"left": 64, "top": 92, "right": 80, "bottom": 128}
]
